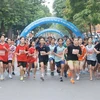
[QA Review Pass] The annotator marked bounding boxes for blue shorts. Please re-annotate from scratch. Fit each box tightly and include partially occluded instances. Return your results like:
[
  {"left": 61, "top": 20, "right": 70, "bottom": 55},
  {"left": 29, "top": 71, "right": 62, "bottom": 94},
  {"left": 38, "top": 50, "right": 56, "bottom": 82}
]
[
  {"left": 49, "top": 57, "right": 55, "bottom": 62},
  {"left": 55, "top": 60, "right": 65, "bottom": 68}
]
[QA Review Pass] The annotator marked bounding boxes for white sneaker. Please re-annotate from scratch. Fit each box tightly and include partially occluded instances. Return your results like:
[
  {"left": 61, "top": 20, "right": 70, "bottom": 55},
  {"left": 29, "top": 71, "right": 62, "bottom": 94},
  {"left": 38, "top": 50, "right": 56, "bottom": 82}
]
[
  {"left": 20, "top": 76, "right": 24, "bottom": 81},
  {"left": 90, "top": 77, "right": 93, "bottom": 81},
  {"left": 0, "top": 75, "right": 4, "bottom": 80},
  {"left": 76, "top": 75, "right": 80, "bottom": 81},
  {"left": 24, "top": 74, "right": 26, "bottom": 78},
  {"left": 9, "top": 74, "right": 12, "bottom": 79}
]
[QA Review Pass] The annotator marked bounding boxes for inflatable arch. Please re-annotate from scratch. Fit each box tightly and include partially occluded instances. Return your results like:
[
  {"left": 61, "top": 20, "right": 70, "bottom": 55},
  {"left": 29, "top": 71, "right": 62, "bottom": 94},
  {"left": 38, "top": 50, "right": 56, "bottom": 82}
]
[
  {"left": 20, "top": 17, "right": 82, "bottom": 37},
  {"left": 35, "top": 29, "right": 64, "bottom": 37}
]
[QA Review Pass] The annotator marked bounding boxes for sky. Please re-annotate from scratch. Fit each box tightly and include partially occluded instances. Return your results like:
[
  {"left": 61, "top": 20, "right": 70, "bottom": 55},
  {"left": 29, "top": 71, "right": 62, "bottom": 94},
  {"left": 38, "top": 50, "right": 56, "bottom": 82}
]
[{"left": 42, "top": 0, "right": 54, "bottom": 14}]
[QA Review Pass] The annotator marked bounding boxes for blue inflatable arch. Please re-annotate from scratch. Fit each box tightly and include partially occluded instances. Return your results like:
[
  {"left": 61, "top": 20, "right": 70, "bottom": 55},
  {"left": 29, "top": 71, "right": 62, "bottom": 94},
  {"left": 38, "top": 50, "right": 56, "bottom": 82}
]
[
  {"left": 20, "top": 17, "right": 82, "bottom": 37},
  {"left": 35, "top": 29, "right": 64, "bottom": 37}
]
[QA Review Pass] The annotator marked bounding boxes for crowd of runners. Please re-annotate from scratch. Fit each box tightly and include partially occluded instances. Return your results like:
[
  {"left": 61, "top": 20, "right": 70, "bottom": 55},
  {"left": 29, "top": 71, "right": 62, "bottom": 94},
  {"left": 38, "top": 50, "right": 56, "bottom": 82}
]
[{"left": 0, "top": 33, "right": 100, "bottom": 84}]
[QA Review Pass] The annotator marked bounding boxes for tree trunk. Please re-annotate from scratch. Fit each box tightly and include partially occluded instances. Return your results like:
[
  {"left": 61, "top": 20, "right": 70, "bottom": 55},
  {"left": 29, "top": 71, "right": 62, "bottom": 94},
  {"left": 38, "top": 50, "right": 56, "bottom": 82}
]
[
  {"left": 89, "top": 23, "right": 92, "bottom": 37},
  {"left": 93, "top": 24, "right": 96, "bottom": 34},
  {"left": 0, "top": 20, "right": 5, "bottom": 33},
  {"left": 7, "top": 26, "right": 13, "bottom": 39}
]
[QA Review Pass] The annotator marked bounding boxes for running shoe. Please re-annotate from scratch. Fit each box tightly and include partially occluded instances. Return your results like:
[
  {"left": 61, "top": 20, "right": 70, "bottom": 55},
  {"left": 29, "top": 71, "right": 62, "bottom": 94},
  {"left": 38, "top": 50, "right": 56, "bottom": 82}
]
[
  {"left": 20, "top": 76, "right": 24, "bottom": 81},
  {"left": 76, "top": 75, "right": 80, "bottom": 81},
  {"left": 51, "top": 72, "right": 54, "bottom": 76},
  {"left": 9, "top": 74, "right": 12, "bottom": 79},
  {"left": 57, "top": 69, "right": 60, "bottom": 73},
  {"left": 12, "top": 72, "right": 15, "bottom": 75},
  {"left": 0, "top": 75, "right": 4, "bottom": 81},
  {"left": 40, "top": 76, "right": 44, "bottom": 81},
  {"left": 90, "top": 78, "right": 93, "bottom": 81},
  {"left": 70, "top": 79, "right": 75, "bottom": 84},
  {"left": 60, "top": 77, "right": 63, "bottom": 82},
  {"left": 24, "top": 74, "right": 26, "bottom": 78}
]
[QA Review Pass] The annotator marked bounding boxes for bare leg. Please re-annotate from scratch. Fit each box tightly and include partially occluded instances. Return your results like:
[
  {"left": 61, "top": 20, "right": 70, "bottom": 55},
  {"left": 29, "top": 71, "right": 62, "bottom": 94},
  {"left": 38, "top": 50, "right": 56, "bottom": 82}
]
[
  {"left": 40, "top": 62, "right": 45, "bottom": 81},
  {"left": 89, "top": 65, "right": 93, "bottom": 80},
  {"left": 33, "top": 62, "right": 37, "bottom": 78}
]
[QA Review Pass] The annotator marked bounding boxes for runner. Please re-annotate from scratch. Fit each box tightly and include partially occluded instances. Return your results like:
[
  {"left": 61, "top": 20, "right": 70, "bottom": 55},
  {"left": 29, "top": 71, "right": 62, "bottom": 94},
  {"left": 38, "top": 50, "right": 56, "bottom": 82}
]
[
  {"left": 7, "top": 38, "right": 16, "bottom": 78},
  {"left": 15, "top": 37, "right": 28, "bottom": 81},
  {"left": 78, "top": 38, "right": 87, "bottom": 79},
  {"left": 0, "top": 35, "right": 9, "bottom": 80},
  {"left": 11, "top": 40, "right": 16, "bottom": 75},
  {"left": 27, "top": 40, "right": 37, "bottom": 79},
  {"left": 86, "top": 37, "right": 97, "bottom": 81},
  {"left": 67, "top": 37, "right": 81, "bottom": 84},
  {"left": 64, "top": 38, "right": 72, "bottom": 78},
  {"left": 49, "top": 38, "right": 56, "bottom": 76},
  {"left": 36, "top": 37, "right": 50, "bottom": 81},
  {"left": 46, "top": 36, "right": 52, "bottom": 46},
  {"left": 83, "top": 38, "right": 88, "bottom": 46},
  {"left": 94, "top": 42, "right": 100, "bottom": 76},
  {"left": 53, "top": 38, "right": 66, "bottom": 82},
  {"left": 82, "top": 38, "right": 88, "bottom": 73}
]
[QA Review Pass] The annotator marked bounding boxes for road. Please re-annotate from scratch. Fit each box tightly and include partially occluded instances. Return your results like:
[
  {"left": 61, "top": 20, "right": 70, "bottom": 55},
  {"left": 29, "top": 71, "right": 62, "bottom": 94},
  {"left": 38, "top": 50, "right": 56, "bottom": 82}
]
[{"left": 0, "top": 70, "right": 100, "bottom": 100}]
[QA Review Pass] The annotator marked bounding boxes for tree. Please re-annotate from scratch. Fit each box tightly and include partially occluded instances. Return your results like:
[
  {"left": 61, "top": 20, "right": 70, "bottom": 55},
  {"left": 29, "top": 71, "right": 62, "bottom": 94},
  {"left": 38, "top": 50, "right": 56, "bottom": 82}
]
[
  {"left": 0, "top": 0, "right": 51, "bottom": 38},
  {"left": 53, "top": 0, "right": 66, "bottom": 18},
  {"left": 66, "top": 0, "right": 100, "bottom": 34},
  {"left": 53, "top": 0, "right": 100, "bottom": 35}
]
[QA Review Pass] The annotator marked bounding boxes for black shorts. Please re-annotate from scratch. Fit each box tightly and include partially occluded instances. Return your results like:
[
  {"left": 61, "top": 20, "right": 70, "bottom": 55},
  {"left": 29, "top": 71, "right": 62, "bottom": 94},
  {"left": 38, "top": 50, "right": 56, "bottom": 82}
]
[
  {"left": 87, "top": 60, "right": 96, "bottom": 66},
  {"left": 39, "top": 57, "right": 48, "bottom": 65},
  {"left": 32, "top": 63, "right": 37, "bottom": 68},
  {"left": 32, "top": 63, "right": 34, "bottom": 68},
  {"left": 97, "top": 57, "right": 100, "bottom": 64},
  {"left": 0, "top": 60, "right": 3, "bottom": 63},
  {"left": 8, "top": 60, "right": 12, "bottom": 63},
  {"left": 18, "top": 61, "right": 27, "bottom": 68},
  {"left": 0, "top": 60, "right": 8, "bottom": 64}
]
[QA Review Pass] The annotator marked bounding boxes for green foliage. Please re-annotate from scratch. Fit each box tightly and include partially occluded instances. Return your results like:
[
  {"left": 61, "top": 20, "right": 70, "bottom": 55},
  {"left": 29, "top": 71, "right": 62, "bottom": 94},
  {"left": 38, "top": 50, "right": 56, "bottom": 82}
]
[
  {"left": 0, "top": 0, "right": 51, "bottom": 34},
  {"left": 53, "top": 0, "right": 100, "bottom": 33},
  {"left": 53, "top": 0, "right": 66, "bottom": 18}
]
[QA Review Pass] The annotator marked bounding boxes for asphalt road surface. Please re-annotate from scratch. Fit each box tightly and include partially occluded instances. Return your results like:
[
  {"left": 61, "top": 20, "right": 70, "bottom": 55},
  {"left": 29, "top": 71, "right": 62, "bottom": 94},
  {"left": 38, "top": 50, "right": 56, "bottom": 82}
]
[{"left": 0, "top": 69, "right": 100, "bottom": 100}]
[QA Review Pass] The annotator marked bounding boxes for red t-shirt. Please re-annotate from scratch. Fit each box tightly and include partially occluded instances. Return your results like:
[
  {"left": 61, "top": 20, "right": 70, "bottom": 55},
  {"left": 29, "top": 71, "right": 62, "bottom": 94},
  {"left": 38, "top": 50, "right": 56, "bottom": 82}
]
[
  {"left": 0, "top": 43, "right": 9, "bottom": 62},
  {"left": 27, "top": 47, "right": 37, "bottom": 63},
  {"left": 16, "top": 44, "right": 28, "bottom": 62}
]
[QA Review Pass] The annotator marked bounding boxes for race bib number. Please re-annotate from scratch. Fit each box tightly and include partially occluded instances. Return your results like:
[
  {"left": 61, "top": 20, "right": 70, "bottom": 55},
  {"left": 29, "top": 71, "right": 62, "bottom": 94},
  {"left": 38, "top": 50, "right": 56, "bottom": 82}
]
[
  {"left": 40, "top": 51, "right": 45, "bottom": 55},
  {"left": 87, "top": 50, "right": 94, "bottom": 54},
  {"left": 58, "top": 52, "right": 63, "bottom": 55},
  {"left": 72, "top": 49, "right": 79, "bottom": 54},
  {"left": 0, "top": 50, "right": 5, "bottom": 56},
  {"left": 19, "top": 50, "right": 24, "bottom": 54}
]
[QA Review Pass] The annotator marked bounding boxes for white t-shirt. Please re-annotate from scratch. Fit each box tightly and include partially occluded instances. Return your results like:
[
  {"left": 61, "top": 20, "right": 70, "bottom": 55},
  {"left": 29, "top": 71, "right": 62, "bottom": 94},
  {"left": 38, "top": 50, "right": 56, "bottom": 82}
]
[
  {"left": 49, "top": 44, "right": 56, "bottom": 59},
  {"left": 54, "top": 45, "right": 65, "bottom": 62},
  {"left": 86, "top": 44, "right": 97, "bottom": 61}
]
